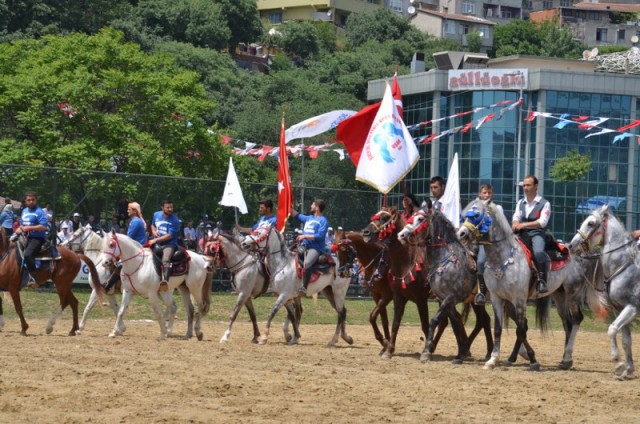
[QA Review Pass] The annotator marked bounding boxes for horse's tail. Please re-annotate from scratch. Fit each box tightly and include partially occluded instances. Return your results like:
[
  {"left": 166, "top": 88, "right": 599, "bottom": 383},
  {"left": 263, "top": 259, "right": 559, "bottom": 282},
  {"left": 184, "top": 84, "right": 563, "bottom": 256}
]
[
  {"left": 535, "top": 296, "right": 551, "bottom": 333},
  {"left": 78, "top": 254, "right": 105, "bottom": 303},
  {"left": 461, "top": 302, "right": 471, "bottom": 325},
  {"left": 200, "top": 270, "right": 213, "bottom": 316}
]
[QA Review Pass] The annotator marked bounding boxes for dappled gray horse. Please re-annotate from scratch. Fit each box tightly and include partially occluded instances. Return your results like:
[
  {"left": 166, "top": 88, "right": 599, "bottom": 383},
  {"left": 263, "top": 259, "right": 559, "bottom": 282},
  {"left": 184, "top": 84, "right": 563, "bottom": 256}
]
[
  {"left": 568, "top": 205, "right": 637, "bottom": 380},
  {"left": 458, "top": 198, "right": 601, "bottom": 371}
]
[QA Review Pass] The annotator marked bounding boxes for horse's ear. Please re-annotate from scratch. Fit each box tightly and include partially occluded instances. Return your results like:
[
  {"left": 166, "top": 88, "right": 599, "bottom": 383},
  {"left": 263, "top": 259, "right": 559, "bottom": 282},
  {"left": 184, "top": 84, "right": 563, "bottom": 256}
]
[{"left": 602, "top": 204, "right": 609, "bottom": 213}]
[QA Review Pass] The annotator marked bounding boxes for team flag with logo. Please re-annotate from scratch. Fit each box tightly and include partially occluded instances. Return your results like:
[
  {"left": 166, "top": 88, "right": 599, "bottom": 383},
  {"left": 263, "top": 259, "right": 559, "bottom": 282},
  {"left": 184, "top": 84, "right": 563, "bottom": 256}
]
[
  {"left": 284, "top": 110, "right": 356, "bottom": 144},
  {"left": 355, "top": 82, "right": 419, "bottom": 194},
  {"left": 277, "top": 116, "right": 293, "bottom": 232}
]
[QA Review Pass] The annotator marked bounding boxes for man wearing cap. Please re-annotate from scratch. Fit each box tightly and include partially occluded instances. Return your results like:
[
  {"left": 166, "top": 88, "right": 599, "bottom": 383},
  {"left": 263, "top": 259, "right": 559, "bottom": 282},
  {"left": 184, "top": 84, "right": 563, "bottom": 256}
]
[
  {"left": 57, "top": 222, "right": 72, "bottom": 244},
  {"left": 15, "top": 191, "right": 48, "bottom": 288},
  {"left": 72, "top": 212, "right": 82, "bottom": 232},
  {"left": 0, "top": 197, "right": 15, "bottom": 239},
  {"left": 325, "top": 227, "right": 335, "bottom": 252},
  {"left": 149, "top": 199, "right": 180, "bottom": 292}
]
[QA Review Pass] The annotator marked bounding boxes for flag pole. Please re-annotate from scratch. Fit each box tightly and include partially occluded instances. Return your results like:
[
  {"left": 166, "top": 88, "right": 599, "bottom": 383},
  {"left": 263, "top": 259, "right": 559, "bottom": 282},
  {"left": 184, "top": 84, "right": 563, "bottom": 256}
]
[{"left": 300, "top": 138, "right": 305, "bottom": 210}]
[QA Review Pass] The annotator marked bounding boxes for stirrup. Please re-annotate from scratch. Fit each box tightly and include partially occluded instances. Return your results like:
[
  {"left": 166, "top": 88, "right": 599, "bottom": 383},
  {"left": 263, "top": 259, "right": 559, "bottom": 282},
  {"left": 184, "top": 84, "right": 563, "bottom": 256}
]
[
  {"left": 297, "top": 286, "right": 307, "bottom": 295},
  {"left": 26, "top": 275, "right": 38, "bottom": 289},
  {"left": 158, "top": 281, "right": 169, "bottom": 292},
  {"left": 474, "top": 292, "right": 486, "bottom": 306},
  {"left": 537, "top": 280, "right": 548, "bottom": 294}
]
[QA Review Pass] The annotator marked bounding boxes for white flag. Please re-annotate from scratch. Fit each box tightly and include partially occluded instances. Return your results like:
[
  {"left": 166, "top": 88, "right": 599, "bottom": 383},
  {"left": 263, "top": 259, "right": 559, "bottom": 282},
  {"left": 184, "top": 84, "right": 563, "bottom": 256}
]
[
  {"left": 219, "top": 157, "right": 248, "bottom": 214},
  {"left": 285, "top": 110, "right": 356, "bottom": 144},
  {"left": 355, "top": 83, "right": 419, "bottom": 194},
  {"left": 439, "top": 153, "right": 461, "bottom": 228}
]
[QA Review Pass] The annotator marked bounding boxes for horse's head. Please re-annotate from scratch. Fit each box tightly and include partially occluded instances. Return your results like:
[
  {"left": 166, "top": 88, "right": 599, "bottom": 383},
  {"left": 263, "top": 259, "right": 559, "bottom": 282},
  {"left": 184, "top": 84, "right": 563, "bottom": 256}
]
[
  {"left": 331, "top": 231, "right": 357, "bottom": 276},
  {"left": 64, "top": 225, "right": 89, "bottom": 251},
  {"left": 102, "top": 229, "right": 123, "bottom": 263},
  {"left": 458, "top": 198, "right": 493, "bottom": 245},
  {"left": 240, "top": 224, "right": 271, "bottom": 251},
  {"left": 362, "top": 206, "right": 400, "bottom": 243},
  {"left": 568, "top": 205, "right": 608, "bottom": 253},
  {"left": 397, "top": 208, "right": 431, "bottom": 245},
  {"left": 204, "top": 238, "right": 224, "bottom": 266}
]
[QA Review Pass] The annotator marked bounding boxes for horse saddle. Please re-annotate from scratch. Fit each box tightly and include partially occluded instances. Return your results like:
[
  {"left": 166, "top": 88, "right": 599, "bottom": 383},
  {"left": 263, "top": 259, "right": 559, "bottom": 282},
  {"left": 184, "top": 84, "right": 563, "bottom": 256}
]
[
  {"left": 14, "top": 240, "right": 60, "bottom": 268},
  {"left": 516, "top": 232, "right": 570, "bottom": 272},
  {"left": 151, "top": 245, "right": 191, "bottom": 277},
  {"left": 295, "top": 250, "right": 335, "bottom": 283}
]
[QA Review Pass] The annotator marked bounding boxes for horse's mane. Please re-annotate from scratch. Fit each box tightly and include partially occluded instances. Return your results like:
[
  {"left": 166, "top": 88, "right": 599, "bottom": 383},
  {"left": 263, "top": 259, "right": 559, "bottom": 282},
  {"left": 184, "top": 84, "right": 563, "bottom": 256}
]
[
  {"left": 429, "top": 209, "right": 459, "bottom": 244},
  {"left": 0, "top": 227, "right": 7, "bottom": 255},
  {"left": 268, "top": 225, "right": 287, "bottom": 258},
  {"left": 488, "top": 200, "right": 513, "bottom": 237},
  {"left": 219, "top": 232, "right": 243, "bottom": 249}
]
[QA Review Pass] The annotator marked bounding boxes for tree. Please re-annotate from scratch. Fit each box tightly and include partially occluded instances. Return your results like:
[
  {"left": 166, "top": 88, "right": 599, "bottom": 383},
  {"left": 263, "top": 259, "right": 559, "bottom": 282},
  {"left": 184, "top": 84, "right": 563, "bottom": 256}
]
[
  {"left": 345, "top": 8, "right": 417, "bottom": 48},
  {"left": 550, "top": 150, "right": 591, "bottom": 183},
  {"left": 215, "top": 0, "right": 262, "bottom": 50},
  {"left": 493, "top": 18, "right": 586, "bottom": 59},
  {"left": 280, "top": 21, "right": 320, "bottom": 61},
  {"left": 466, "top": 31, "right": 482, "bottom": 53},
  {"left": 0, "top": 28, "right": 230, "bottom": 213}
]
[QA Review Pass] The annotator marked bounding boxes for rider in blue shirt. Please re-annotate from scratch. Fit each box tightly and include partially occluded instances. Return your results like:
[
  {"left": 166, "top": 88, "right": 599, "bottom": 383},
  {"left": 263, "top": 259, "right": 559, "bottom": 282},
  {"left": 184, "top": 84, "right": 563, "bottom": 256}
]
[
  {"left": 14, "top": 192, "right": 49, "bottom": 288},
  {"left": 290, "top": 199, "right": 329, "bottom": 295},
  {"left": 236, "top": 198, "right": 277, "bottom": 234},
  {"left": 149, "top": 199, "right": 180, "bottom": 292}
]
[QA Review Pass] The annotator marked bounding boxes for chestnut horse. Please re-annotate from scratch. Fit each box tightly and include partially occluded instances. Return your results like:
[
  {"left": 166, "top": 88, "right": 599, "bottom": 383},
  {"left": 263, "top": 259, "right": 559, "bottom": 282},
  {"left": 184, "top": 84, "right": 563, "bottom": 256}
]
[{"left": 0, "top": 231, "right": 100, "bottom": 336}]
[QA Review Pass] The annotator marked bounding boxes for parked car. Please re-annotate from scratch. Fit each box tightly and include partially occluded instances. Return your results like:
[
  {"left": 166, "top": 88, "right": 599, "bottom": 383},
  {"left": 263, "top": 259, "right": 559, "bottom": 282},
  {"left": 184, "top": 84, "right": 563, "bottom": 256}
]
[{"left": 576, "top": 195, "right": 626, "bottom": 215}]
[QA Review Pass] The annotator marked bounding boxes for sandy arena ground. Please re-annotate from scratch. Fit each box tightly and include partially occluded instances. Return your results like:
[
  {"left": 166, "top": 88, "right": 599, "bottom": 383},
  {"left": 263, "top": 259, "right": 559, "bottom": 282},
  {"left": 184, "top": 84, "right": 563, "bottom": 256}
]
[{"left": 0, "top": 316, "right": 637, "bottom": 424}]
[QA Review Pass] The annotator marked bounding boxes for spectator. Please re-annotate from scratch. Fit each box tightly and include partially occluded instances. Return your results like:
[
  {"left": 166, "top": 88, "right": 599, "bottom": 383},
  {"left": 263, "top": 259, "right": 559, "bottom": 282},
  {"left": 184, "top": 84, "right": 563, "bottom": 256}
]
[
  {"left": 72, "top": 212, "right": 82, "bottom": 232},
  {"left": 184, "top": 220, "right": 196, "bottom": 250},
  {"left": 57, "top": 222, "right": 72, "bottom": 244},
  {"left": 0, "top": 197, "right": 15, "bottom": 239}
]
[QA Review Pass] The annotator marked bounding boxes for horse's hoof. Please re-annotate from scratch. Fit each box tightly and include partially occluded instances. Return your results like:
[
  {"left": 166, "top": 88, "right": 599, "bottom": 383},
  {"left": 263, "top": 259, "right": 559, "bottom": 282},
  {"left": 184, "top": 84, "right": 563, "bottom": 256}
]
[
  {"left": 68, "top": 331, "right": 77, "bottom": 337},
  {"left": 420, "top": 352, "right": 432, "bottom": 362},
  {"left": 451, "top": 358, "right": 463, "bottom": 365},
  {"left": 614, "top": 362, "right": 626, "bottom": 376},
  {"left": 343, "top": 336, "right": 354, "bottom": 345},
  {"left": 557, "top": 360, "right": 573, "bottom": 370},
  {"left": 530, "top": 362, "right": 541, "bottom": 372},
  {"left": 251, "top": 338, "right": 259, "bottom": 344},
  {"left": 259, "top": 338, "right": 268, "bottom": 345},
  {"left": 197, "top": 333, "right": 203, "bottom": 341},
  {"left": 381, "top": 352, "right": 392, "bottom": 360},
  {"left": 220, "top": 338, "right": 228, "bottom": 344},
  {"left": 108, "top": 332, "right": 117, "bottom": 338},
  {"left": 483, "top": 363, "right": 495, "bottom": 370},
  {"left": 288, "top": 339, "right": 299, "bottom": 346},
  {"left": 326, "top": 342, "right": 336, "bottom": 348},
  {"left": 504, "top": 360, "right": 515, "bottom": 367},
  {"left": 46, "top": 327, "right": 53, "bottom": 335},
  {"left": 285, "top": 334, "right": 292, "bottom": 343}
]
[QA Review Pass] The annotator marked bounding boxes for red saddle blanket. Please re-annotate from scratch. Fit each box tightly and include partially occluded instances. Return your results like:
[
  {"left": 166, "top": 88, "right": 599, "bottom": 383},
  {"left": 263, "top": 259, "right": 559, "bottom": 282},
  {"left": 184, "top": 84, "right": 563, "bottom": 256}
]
[
  {"left": 516, "top": 239, "right": 570, "bottom": 272},
  {"left": 294, "top": 253, "right": 335, "bottom": 283}
]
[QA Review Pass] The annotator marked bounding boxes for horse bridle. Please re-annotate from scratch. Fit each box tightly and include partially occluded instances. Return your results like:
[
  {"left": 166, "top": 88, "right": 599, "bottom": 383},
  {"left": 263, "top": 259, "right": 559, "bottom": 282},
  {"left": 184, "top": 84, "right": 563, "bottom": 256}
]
[
  {"left": 369, "top": 210, "right": 398, "bottom": 240},
  {"left": 104, "top": 233, "right": 145, "bottom": 276},
  {"left": 402, "top": 210, "right": 431, "bottom": 245}
]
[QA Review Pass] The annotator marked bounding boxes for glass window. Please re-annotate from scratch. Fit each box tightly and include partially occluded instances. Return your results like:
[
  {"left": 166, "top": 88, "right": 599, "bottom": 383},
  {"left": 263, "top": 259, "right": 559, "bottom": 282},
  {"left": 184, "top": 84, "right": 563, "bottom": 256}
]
[
  {"left": 462, "top": 1, "right": 475, "bottom": 14},
  {"left": 444, "top": 21, "right": 456, "bottom": 34},
  {"left": 596, "top": 28, "right": 607, "bottom": 42},
  {"left": 269, "top": 12, "right": 282, "bottom": 24}
]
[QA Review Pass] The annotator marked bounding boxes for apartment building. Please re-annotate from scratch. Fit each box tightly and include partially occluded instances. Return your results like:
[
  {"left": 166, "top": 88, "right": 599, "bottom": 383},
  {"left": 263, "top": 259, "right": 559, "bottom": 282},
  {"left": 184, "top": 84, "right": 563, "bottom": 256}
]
[
  {"left": 256, "top": 0, "right": 383, "bottom": 27},
  {"left": 530, "top": 1, "right": 640, "bottom": 47},
  {"left": 411, "top": 9, "right": 495, "bottom": 52}
]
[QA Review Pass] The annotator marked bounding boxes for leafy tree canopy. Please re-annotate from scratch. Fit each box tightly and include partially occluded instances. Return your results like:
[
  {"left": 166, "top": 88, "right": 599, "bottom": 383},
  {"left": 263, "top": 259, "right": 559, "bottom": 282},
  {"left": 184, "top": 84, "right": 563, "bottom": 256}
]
[
  {"left": 550, "top": 150, "right": 592, "bottom": 183},
  {"left": 345, "top": 8, "right": 421, "bottom": 49}
]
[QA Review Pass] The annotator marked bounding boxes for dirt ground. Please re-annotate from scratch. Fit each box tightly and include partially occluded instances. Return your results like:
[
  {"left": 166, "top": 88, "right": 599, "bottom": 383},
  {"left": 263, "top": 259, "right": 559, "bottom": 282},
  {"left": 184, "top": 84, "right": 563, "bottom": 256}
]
[{"left": 0, "top": 316, "right": 637, "bottom": 424}]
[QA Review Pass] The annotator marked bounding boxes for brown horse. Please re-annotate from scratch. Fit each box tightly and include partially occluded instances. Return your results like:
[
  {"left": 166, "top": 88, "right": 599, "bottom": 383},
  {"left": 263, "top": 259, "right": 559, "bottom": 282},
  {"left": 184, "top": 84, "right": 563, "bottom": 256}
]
[
  {"left": 0, "top": 231, "right": 100, "bottom": 336},
  {"left": 333, "top": 229, "right": 392, "bottom": 355}
]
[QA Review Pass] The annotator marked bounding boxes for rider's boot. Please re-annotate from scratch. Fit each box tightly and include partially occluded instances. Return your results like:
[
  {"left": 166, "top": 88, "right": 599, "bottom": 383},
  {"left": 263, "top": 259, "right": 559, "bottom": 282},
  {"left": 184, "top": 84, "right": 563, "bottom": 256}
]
[
  {"left": 159, "top": 264, "right": 171, "bottom": 292},
  {"left": 474, "top": 274, "right": 487, "bottom": 306},
  {"left": 299, "top": 268, "right": 312, "bottom": 295},
  {"left": 26, "top": 270, "right": 38, "bottom": 289},
  {"left": 104, "top": 266, "right": 121, "bottom": 295},
  {"left": 536, "top": 261, "right": 549, "bottom": 294}
]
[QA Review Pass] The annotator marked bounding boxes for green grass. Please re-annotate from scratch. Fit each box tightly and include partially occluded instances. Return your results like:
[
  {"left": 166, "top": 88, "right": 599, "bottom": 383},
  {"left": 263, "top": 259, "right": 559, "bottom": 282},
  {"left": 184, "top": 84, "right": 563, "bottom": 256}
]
[{"left": 1, "top": 288, "right": 616, "bottom": 333}]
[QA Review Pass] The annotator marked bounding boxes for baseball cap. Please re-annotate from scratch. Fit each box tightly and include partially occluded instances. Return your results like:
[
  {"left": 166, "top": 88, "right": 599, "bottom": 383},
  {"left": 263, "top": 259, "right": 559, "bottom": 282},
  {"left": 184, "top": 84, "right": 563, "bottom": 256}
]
[
  {"left": 73, "top": 212, "right": 81, "bottom": 217},
  {"left": 61, "top": 223, "right": 69, "bottom": 229},
  {"left": 328, "top": 227, "right": 333, "bottom": 231},
  {"left": 337, "top": 226, "right": 343, "bottom": 230}
]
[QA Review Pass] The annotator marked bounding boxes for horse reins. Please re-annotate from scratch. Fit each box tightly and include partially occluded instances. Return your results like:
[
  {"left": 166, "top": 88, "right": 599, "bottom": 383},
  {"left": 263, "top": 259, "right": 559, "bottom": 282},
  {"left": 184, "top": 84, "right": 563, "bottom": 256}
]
[{"left": 105, "top": 234, "right": 146, "bottom": 295}]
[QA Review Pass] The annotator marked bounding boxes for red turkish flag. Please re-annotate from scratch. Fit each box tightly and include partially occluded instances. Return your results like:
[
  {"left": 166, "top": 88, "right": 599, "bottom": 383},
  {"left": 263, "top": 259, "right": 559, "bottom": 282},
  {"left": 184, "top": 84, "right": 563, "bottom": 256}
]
[
  {"left": 336, "top": 74, "right": 403, "bottom": 167},
  {"left": 276, "top": 117, "right": 292, "bottom": 233}
]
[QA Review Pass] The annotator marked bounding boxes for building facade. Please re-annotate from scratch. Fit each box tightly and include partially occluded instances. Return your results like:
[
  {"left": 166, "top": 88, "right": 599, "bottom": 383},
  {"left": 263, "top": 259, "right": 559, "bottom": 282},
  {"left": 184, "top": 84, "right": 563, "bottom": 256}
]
[
  {"left": 367, "top": 55, "right": 640, "bottom": 241},
  {"left": 410, "top": 9, "right": 495, "bottom": 52},
  {"left": 256, "top": 0, "right": 383, "bottom": 27},
  {"left": 530, "top": 2, "right": 640, "bottom": 48}
]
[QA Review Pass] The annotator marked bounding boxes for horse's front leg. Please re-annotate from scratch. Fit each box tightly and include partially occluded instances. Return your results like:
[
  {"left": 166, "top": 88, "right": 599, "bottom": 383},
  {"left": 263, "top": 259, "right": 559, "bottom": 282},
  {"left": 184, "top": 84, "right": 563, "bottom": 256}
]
[
  {"left": 484, "top": 298, "right": 505, "bottom": 370},
  {"left": 177, "top": 284, "right": 194, "bottom": 339},
  {"left": 221, "top": 292, "right": 248, "bottom": 344},
  {"left": 148, "top": 290, "right": 168, "bottom": 340},
  {"left": 261, "top": 293, "right": 288, "bottom": 345},
  {"left": 283, "top": 301, "right": 299, "bottom": 345},
  {"left": 46, "top": 304, "right": 64, "bottom": 335},
  {"left": 9, "top": 289, "right": 29, "bottom": 336},
  {"left": 0, "top": 294, "right": 4, "bottom": 332},
  {"left": 619, "top": 325, "right": 635, "bottom": 380},
  {"left": 79, "top": 289, "right": 99, "bottom": 332},
  {"left": 445, "top": 303, "right": 469, "bottom": 364},
  {"left": 382, "top": 294, "right": 408, "bottom": 360},
  {"left": 513, "top": 301, "right": 540, "bottom": 371},
  {"left": 608, "top": 305, "right": 637, "bottom": 379},
  {"left": 110, "top": 290, "right": 133, "bottom": 338},
  {"left": 244, "top": 298, "right": 261, "bottom": 344}
]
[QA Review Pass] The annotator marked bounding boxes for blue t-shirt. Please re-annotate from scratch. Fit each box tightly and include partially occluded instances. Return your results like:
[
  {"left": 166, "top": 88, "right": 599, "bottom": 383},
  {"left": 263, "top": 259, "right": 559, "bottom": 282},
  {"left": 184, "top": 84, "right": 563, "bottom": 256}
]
[
  {"left": 0, "top": 209, "right": 14, "bottom": 230},
  {"left": 252, "top": 215, "right": 277, "bottom": 231},
  {"left": 152, "top": 211, "right": 180, "bottom": 247},
  {"left": 127, "top": 216, "right": 148, "bottom": 246},
  {"left": 20, "top": 206, "right": 49, "bottom": 239},
  {"left": 295, "top": 213, "right": 329, "bottom": 252}
]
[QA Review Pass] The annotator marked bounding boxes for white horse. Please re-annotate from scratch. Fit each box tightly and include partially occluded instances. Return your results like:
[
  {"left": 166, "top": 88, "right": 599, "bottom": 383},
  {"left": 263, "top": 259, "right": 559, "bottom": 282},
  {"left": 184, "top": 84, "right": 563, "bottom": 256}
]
[
  {"left": 568, "top": 205, "right": 638, "bottom": 380},
  {"left": 458, "top": 198, "right": 602, "bottom": 371},
  {"left": 101, "top": 230, "right": 212, "bottom": 340},
  {"left": 241, "top": 224, "right": 353, "bottom": 347}
]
